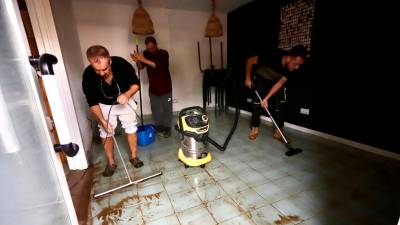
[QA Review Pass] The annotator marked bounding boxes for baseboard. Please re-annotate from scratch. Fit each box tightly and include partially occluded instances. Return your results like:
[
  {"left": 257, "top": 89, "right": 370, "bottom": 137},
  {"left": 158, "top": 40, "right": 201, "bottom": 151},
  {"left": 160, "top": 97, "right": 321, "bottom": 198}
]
[{"left": 229, "top": 107, "right": 400, "bottom": 161}]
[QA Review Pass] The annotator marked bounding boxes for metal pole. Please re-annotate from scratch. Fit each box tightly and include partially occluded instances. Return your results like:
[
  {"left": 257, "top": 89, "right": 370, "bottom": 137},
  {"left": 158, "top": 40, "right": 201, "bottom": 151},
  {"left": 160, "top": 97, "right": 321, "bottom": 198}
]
[
  {"left": 220, "top": 41, "right": 223, "bottom": 69},
  {"left": 209, "top": 37, "right": 213, "bottom": 68},
  {"left": 136, "top": 44, "right": 144, "bottom": 126},
  {"left": 254, "top": 90, "right": 289, "bottom": 144}
]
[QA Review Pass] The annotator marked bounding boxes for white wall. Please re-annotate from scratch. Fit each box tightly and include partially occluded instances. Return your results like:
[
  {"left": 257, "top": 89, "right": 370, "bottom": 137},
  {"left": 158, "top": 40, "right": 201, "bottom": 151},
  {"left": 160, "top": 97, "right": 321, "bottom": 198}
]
[
  {"left": 50, "top": 0, "right": 92, "bottom": 153},
  {"left": 71, "top": 0, "right": 227, "bottom": 115}
]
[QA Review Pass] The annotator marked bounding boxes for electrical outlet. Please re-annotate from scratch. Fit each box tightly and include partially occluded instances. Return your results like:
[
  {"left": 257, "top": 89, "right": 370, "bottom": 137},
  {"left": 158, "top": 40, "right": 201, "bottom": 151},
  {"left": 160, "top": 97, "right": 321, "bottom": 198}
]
[{"left": 300, "top": 108, "right": 309, "bottom": 115}]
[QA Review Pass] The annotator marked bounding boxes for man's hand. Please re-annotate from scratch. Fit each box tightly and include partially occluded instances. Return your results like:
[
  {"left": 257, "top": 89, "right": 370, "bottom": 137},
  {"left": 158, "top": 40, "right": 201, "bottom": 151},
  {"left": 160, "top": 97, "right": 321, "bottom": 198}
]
[
  {"left": 261, "top": 97, "right": 269, "bottom": 109},
  {"left": 130, "top": 51, "right": 138, "bottom": 62},
  {"left": 130, "top": 51, "right": 139, "bottom": 62},
  {"left": 100, "top": 119, "right": 113, "bottom": 133},
  {"left": 130, "top": 51, "right": 144, "bottom": 62},
  {"left": 117, "top": 93, "right": 128, "bottom": 104},
  {"left": 245, "top": 79, "right": 253, "bottom": 89}
]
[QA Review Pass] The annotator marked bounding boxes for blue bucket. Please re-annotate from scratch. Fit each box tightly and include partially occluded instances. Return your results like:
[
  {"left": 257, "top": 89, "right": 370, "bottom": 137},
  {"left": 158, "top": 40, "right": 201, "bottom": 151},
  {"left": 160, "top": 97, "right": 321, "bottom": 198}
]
[{"left": 137, "top": 124, "right": 156, "bottom": 146}]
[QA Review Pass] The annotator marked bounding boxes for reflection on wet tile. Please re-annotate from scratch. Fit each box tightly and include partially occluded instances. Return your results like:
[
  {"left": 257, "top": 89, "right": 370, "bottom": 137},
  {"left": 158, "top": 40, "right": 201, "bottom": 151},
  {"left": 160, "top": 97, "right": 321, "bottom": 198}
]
[
  {"left": 151, "top": 160, "right": 179, "bottom": 171},
  {"left": 186, "top": 171, "right": 213, "bottom": 188},
  {"left": 133, "top": 165, "right": 155, "bottom": 179},
  {"left": 272, "top": 176, "right": 305, "bottom": 196},
  {"left": 146, "top": 214, "right": 180, "bottom": 225},
  {"left": 137, "top": 183, "right": 164, "bottom": 196},
  {"left": 226, "top": 161, "right": 254, "bottom": 174},
  {"left": 247, "top": 159, "right": 271, "bottom": 170},
  {"left": 272, "top": 196, "right": 317, "bottom": 221},
  {"left": 207, "top": 166, "right": 235, "bottom": 180},
  {"left": 257, "top": 166, "right": 289, "bottom": 180},
  {"left": 179, "top": 166, "right": 205, "bottom": 176},
  {"left": 219, "top": 214, "right": 255, "bottom": 225},
  {"left": 230, "top": 189, "right": 268, "bottom": 212},
  {"left": 161, "top": 167, "right": 184, "bottom": 182},
  {"left": 250, "top": 204, "right": 299, "bottom": 225},
  {"left": 253, "top": 182, "right": 289, "bottom": 203},
  {"left": 203, "top": 159, "right": 222, "bottom": 169},
  {"left": 140, "top": 192, "right": 174, "bottom": 223},
  {"left": 177, "top": 205, "right": 216, "bottom": 225},
  {"left": 109, "top": 187, "right": 139, "bottom": 208},
  {"left": 169, "top": 189, "right": 202, "bottom": 212},
  {"left": 237, "top": 170, "right": 269, "bottom": 186},
  {"left": 217, "top": 176, "right": 249, "bottom": 194},
  {"left": 164, "top": 176, "right": 192, "bottom": 195},
  {"left": 194, "top": 182, "right": 226, "bottom": 202},
  {"left": 206, "top": 196, "right": 242, "bottom": 223}
]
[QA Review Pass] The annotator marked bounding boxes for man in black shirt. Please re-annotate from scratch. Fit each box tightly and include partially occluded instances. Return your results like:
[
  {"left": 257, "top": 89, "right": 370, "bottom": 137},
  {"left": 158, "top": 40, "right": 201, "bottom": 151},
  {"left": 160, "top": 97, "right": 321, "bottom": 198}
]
[
  {"left": 82, "top": 45, "right": 143, "bottom": 177},
  {"left": 245, "top": 45, "right": 308, "bottom": 141}
]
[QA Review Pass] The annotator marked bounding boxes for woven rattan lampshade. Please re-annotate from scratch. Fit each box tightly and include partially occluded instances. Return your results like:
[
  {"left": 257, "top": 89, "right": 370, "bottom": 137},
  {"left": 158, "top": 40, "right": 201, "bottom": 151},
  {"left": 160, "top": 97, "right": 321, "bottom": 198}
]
[
  {"left": 132, "top": 0, "right": 154, "bottom": 35},
  {"left": 205, "top": 0, "right": 223, "bottom": 37}
]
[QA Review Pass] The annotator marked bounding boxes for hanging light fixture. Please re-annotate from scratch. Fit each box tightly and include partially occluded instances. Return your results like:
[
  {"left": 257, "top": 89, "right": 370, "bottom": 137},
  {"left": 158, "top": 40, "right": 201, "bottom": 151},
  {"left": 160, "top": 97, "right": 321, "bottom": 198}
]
[
  {"left": 205, "top": 0, "right": 223, "bottom": 37},
  {"left": 132, "top": 0, "right": 154, "bottom": 35}
]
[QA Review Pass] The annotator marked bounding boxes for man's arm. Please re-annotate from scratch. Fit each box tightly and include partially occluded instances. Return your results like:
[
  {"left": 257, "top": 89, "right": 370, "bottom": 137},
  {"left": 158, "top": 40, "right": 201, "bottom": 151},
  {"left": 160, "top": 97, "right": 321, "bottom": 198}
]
[
  {"left": 139, "top": 54, "right": 156, "bottom": 68},
  {"left": 90, "top": 105, "right": 112, "bottom": 132},
  {"left": 117, "top": 84, "right": 140, "bottom": 104},
  {"left": 124, "top": 84, "right": 140, "bottom": 98},
  {"left": 261, "top": 76, "right": 287, "bottom": 108},
  {"left": 245, "top": 56, "right": 258, "bottom": 88},
  {"left": 130, "top": 51, "right": 155, "bottom": 68},
  {"left": 136, "top": 52, "right": 156, "bottom": 68}
]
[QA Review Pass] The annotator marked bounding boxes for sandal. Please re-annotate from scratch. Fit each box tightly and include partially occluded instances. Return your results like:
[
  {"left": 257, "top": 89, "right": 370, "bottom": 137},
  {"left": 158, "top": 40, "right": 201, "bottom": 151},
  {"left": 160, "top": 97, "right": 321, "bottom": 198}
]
[
  {"left": 130, "top": 157, "right": 144, "bottom": 168},
  {"left": 249, "top": 130, "right": 259, "bottom": 140},
  {"left": 273, "top": 129, "right": 290, "bottom": 143},
  {"left": 102, "top": 164, "right": 117, "bottom": 177}
]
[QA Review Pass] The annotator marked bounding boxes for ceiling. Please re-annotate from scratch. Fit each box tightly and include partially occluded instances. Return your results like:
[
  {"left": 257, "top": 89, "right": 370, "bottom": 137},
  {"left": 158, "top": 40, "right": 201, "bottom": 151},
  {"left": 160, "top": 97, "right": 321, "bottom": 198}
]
[{"left": 75, "top": 0, "right": 253, "bottom": 13}]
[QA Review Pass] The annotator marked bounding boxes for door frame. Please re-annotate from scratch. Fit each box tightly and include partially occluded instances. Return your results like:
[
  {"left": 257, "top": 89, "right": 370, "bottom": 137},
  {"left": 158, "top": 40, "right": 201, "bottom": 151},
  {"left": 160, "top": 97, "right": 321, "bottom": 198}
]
[{"left": 25, "top": 0, "right": 88, "bottom": 170}]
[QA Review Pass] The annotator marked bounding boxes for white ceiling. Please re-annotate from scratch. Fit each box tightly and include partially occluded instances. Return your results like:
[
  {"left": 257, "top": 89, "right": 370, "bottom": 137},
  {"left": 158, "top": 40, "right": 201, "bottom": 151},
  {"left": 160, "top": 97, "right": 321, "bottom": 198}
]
[{"left": 75, "top": 0, "right": 253, "bottom": 13}]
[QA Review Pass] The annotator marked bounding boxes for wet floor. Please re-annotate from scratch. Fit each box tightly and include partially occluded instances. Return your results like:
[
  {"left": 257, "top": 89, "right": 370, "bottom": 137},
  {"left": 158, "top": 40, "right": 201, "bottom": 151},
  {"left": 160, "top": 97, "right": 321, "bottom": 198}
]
[{"left": 88, "top": 110, "right": 400, "bottom": 225}]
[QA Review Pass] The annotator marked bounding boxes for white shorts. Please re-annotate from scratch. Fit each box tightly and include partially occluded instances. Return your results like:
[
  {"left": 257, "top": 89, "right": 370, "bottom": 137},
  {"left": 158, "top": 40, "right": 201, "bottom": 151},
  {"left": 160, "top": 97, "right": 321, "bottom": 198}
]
[{"left": 98, "top": 98, "right": 138, "bottom": 138}]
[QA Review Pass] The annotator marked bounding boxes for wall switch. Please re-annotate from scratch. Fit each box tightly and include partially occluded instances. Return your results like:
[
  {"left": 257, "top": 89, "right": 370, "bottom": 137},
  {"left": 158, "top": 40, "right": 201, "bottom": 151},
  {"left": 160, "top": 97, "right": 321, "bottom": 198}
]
[{"left": 300, "top": 108, "right": 310, "bottom": 115}]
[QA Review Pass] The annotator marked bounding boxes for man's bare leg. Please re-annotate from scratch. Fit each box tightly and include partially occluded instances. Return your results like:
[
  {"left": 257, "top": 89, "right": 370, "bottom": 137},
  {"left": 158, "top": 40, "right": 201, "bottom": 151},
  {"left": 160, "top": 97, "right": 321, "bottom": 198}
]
[
  {"left": 102, "top": 137, "right": 115, "bottom": 165},
  {"left": 127, "top": 132, "right": 143, "bottom": 168}
]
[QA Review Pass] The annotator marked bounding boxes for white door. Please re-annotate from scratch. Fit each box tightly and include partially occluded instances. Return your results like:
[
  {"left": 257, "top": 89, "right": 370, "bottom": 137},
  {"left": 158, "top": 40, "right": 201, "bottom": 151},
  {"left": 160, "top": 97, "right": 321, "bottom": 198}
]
[{"left": 0, "top": 0, "right": 78, "bottom": 224}]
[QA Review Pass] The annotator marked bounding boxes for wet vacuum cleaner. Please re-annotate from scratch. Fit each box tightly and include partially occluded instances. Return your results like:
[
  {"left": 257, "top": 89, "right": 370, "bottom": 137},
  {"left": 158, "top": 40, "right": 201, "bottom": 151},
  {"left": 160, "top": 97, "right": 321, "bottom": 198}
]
[{"left": 176, "top": 107, "right": 212, "bottom": 168}]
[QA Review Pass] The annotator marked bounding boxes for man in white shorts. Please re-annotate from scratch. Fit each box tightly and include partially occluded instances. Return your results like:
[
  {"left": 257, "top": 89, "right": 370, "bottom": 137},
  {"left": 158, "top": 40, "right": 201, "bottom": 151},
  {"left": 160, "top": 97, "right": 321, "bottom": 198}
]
[{"left": 82, "top": 45, "right": 143, "bottom": 177}]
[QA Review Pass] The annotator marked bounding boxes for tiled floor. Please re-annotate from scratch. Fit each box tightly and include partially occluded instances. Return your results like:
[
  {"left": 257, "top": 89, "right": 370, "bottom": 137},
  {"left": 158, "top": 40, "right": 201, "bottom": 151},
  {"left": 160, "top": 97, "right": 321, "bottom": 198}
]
[{"left": 88, "top": 110, "right": 400, "bottom": 225}]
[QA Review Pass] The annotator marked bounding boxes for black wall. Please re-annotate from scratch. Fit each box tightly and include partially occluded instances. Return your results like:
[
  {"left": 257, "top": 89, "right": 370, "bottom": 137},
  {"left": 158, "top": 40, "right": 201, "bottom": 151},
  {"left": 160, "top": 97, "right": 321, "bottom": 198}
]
[
  {"left": 228, "top": 0, "right": 398, "bottom": 153},
  {"left": 227, "top": 0, "right": 281, "bottom": 112}
]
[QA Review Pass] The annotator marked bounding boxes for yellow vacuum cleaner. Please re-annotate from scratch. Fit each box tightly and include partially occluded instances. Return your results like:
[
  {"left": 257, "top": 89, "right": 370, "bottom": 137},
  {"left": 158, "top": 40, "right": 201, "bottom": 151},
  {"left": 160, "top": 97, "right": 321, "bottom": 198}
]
[{"left": 176, "top": 106, "right": 212, "bottom": 168}]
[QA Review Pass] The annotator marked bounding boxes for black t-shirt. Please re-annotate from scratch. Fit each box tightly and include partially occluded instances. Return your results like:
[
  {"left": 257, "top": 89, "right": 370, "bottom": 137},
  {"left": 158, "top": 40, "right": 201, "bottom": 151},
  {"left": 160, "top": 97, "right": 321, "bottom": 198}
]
[
  {"left": 82, "top": 56, "right": 139, "bottom": 107},
  {"left": 254, "top": 49, "right": 292, "bottom": 81}
]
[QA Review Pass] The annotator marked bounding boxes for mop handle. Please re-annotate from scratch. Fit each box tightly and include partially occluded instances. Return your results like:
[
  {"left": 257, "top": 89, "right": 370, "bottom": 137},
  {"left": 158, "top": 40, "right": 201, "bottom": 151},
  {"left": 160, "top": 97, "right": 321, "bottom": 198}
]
[
  {"left": 253, "top": 88, "right": 289, "bottom": 144},
  {"left": 112, "top": 135, "right": 133, "bottom": 183},
  {"left": 136, "top": 44, "right": 144, "bottom": 126}
]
